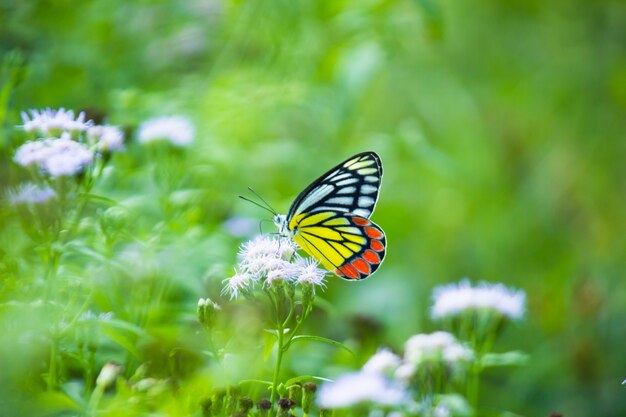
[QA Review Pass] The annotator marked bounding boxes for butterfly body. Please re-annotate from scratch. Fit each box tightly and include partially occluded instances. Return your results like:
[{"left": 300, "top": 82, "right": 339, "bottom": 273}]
[{"left": 274, "top": 152, "right": 386, "bottom": 280}]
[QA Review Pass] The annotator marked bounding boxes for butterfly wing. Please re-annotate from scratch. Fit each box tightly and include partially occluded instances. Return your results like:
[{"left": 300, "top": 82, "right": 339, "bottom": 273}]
[
  {"left": 291, "top": 212, "right": 386, "bottom": 280},
  {"left": 286, "top": 151, "right": 382, "bottom": 222},
  {"left": 284, "top": 151, "right": 386, "bottom": 279}
]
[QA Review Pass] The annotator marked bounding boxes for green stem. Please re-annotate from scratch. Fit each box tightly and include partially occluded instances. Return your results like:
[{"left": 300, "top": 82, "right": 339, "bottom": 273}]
[
  {"left": 47, "top": 337, "right": 59, "bottom": 390},
  {"left": 86, "top": 384, "right": 104, "bottom": 417},
  {"left": 270, "top": 324, "right": 285, "bottom": 406}
]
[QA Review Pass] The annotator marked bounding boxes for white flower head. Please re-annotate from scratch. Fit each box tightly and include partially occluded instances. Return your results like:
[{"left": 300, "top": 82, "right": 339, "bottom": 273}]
[
  {"left": 264, "top": 258, "right": 296, "bottom": 285},
  {"left": 431, "top": 279, "right": 526, "bottom": 320},
  {"left": 88, "top": 125, "right": 125, "bottom": 152},
  {"left": 13, "top": 134, "right": 93, "bottom": 177},
  {"left": 404, "top": 331, "right": 473, "bottom": 365},
  {"left": 7, "top": 183, "right": 57, "bottom": 205},
  {"left": 137, "top": 115, "right": 195, "bottom": 147},
  {"left": 317, "top": 371, "right": 408, "bottom": 409},
  {"left": 291, "top": 256, "right": 327, "bottom": 288},
  {"left": 21, "top": 108, "right": 93, "bottom": 136},
  {"left": 222, "top": 271, "right": 254, "bottom": 299},
  {"left": 96, "top": 361, "right": 123, "bottom": 388},
  {"left": 394, "top": 362, "right": 417, "bottom": 382},
  {"left": 362, "top": 348, "right": 402, "bottom": 375},
  {"left": 238, "top": 235, "right": 297, "bottom": 278}
]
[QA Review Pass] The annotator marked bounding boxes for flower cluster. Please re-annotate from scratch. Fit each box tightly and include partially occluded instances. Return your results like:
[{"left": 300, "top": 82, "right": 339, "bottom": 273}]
[
  {"left": 21, "top": 108, "right": 92, "bottom": 136},
  {"left": 137, "top": 115, "right": 195, "bottom": 147},
  {"left": 14, "top": 107, "right": 126, "bottom": 180},
  {"left": 431, "top": 279, "right": 526, "bottom": 321},
  {"left": 317, "top": 332, "right": 473, "bottom": 411},
  {"left": 222, "top": 235, "right": 327, "bottom": 299},
  {"left": 14, "top": 134, "right": 93, "bottom": 177}
]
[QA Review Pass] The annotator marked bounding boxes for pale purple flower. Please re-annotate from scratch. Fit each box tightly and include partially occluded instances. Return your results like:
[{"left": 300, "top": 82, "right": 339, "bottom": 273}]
[
  {"left": 87, "top": 125, "right": 125, "bottom": 152},
  {"left": 404, "top": 331, "right": 473, "bottom": 366},
  {"left": 7, "top": 183, "right": 56, "bottom": 205},
  {"left": 137, "top": 116, "right": 195, "bottom": 147},
  {"left": 431, "top": 279, "right": 526, "bottom": 320},
  {"left": 317, "top": 371, "right": 408, "bottom": 409},
  {"left": 21, "top": 108, "right": 92, "bottom": 136},
  {"left": 362, "top": 348, "right": 402, "bottom": 375},
  {"left": 13, "top": 134, "right": 93, "bottom": 177}
]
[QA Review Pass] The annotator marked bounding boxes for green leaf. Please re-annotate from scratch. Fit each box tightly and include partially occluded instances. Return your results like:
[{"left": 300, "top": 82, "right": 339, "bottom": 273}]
[
  {"left": 480, "top": 351, "right": 529, "bottom": 368},
  {"left": 81, "top": 193, "right": 119, "bottom": 205},
  {"left": 100, "top": 327, "right": 141, "bottom": 358},
  {"left": 239, "top": 379, "right": 273, "bottom": 387},
  {"left": 285, "top": 375, "right": 333, "bottom": 386},
  {"left": 288, "top": 335, "right": 354, "bottom": 356}
]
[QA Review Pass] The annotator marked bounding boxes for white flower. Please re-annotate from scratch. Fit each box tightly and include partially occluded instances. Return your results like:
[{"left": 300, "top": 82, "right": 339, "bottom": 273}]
[
  {"left": 21, "top": 108, "right": 92, "bottom": 136},
  {"left": 7, "top": 183, "right": 56, "bottom": 205},
  {"left": 431, "top": 279, "right": 526, "bottom": 320},
  {"left": 221, "top": 271, "right": 253, "bottom": 299},
  {"left": 13, "top": 134, "right": 93, "bottom": 177},
  {"left": 404, "top": 331, "right": 473, "bottom": 365},
  {"left": 362, "top": 348, "right": 402, "bottom": 375},
  {"left": 317, "top": 371, "right": 408, "bottom": 409},
  {"left": 238, "top": 235, "right": 297, "bottom": 280},
  {"left": 291, "top": 256, "right": 326, "bottom": 288},
  {"left": 78, "top": 311, "right": 114, "bottom": 322},
  {"left": 137, "top": 115, "right": 195, "bottom": 147},
  {"left": 87, "top": 125, "right": 125, "bottom": 152},
  {"left": 264, "top": 258, "right": 295, "bottom": 285},
  {"left": 394, "top": 362, "right": 417, "bottom": 382}
]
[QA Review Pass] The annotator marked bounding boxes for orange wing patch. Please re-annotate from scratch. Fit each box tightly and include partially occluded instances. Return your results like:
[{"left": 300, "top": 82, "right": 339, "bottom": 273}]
[{"left": 334, "top": 215, "right": 386, "bottom": 280}]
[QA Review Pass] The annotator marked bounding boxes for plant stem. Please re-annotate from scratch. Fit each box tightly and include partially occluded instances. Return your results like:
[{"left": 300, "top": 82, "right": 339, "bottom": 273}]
[{"left": 270, "top": 324, "right": 285, "bottom": 406}]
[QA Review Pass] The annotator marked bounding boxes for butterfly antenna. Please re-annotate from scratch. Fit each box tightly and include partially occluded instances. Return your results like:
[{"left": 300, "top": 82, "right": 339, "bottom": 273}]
[
  {"left": 247, "top": 187, "right": 278, "bottom": 216},
  {"left": 238, "top": 195, "right": 276, "bottom": 215}
]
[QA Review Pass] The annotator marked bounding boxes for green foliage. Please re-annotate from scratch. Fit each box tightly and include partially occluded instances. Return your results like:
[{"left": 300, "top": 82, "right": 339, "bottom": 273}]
[{"left": 1, "top": 0, "right": 625, "bottom": 416}]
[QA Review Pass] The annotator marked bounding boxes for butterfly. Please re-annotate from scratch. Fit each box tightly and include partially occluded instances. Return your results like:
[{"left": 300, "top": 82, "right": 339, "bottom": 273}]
[{"left": 273, "top": 151, "right": 386, "bottom": 280}]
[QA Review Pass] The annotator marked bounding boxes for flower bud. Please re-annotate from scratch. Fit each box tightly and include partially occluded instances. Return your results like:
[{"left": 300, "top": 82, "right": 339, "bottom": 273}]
[
  {"left": 96, "top": 361, "right": 123, "bottom": 388},
  {"left": 288, "top": 384, "right": 302, "bottom": 407},
  {"left": 302, "top": 382, "right": 317, "bottom": 414},
  {"left": 277, "top": 398, "right": 295, "bottom": 417},
  {"left": 197, "top": 297, "right": 221, "bottom": 329},
  {"left": 200, "top": 397, "right": 212, "bottom": 417},
  {"left": 239, "top": 396, "right": 253, "bottom": 413},
  {"left": 256, "top": 399, "right": 272, "bottom": 416}
]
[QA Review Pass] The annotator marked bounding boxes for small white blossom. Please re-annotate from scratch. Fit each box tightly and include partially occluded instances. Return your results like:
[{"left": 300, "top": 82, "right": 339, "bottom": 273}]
[
  {"left": 431, "top": 279, "right": 526, "bottom": 320},
  {"left": 404, "top": 331, "right": 473, "bottom": 365},
  {"left": 137, "top": 115, "right": 195, "bottom": 147},
  {"left": 264, "top": 258, "right": 296, "bottom": 285},
  {"left": 291, "top": 256, "right": 326, "bottom": 288},
  {"left": 221, "top": 271, "right": 253, "bottom": 299},
  {"left": 21, "top": 108, "right": 92, "bottom": 136},
  {"left": 87, "top": 125, "right": 125, "bottom": 152},
  {"left": 7, "top": 183, "right": 56, "bottom": 205},
  {"left": 13, "top": 134, "right": 93, "bottom": 177},
  {"left": 362, "top": 348, "right": 402, "bottom": 375},
  {"left": 317, "top": 371, "right": 408, "bottom": 409},
  {"left": 78, "top": 311, "right": 114, "bottom": 322},
  {"left": 394, "top": 362, "right": 417, "bottom": 382}
]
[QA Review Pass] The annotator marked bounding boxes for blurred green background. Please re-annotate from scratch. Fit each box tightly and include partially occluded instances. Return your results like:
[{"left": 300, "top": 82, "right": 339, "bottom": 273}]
[{"left": 1, "top": 0, "right": 625, "bottom": 416}]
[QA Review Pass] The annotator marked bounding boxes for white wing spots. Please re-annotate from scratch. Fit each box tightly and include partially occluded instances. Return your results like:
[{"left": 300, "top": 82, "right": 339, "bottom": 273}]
[
  {"left": 337, "top": 186, "right": 356, "bottom": 194},
  {"left": 352, "top": 208, "right": 371, "bottom": 217},
  {"left": 357, "top": 167, "right": 378, "bottom": 175},
  {"left": 336, "top": 178, "right": 359, "bottom": 186},
  {"left": 296, "top": 183, "right": 334, "bottom": 214},
  {"left": 331, "top": 173, "right": 352, "bottom": 182},
  {"left": 360, "top": 184, "right": 378, "bottom": 194},
  {"left": 313, "top": 206, "right": 350, "bottom": 212},
  {"left": 327, "top": 196, "right": 354, "bottom": 206},
  {"left": 358, "top": 196, "right": 375, "bottom": 207},
  {"left": 349, "top": 160, "right": 375, "bottom": 170},
  {"left": 343, "top": 157, "right": 360, "bottom": 168},
  {"left": 325, "top": 169, "right": 341, "bottom": 179},
  {"left": 364, "top": 175, "right": 379, "bottom": 183}
]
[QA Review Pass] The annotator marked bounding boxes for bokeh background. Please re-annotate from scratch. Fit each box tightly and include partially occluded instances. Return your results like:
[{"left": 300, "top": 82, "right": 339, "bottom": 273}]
[{"left": 1, "top": 0, "right": 625, "bottom": 416}]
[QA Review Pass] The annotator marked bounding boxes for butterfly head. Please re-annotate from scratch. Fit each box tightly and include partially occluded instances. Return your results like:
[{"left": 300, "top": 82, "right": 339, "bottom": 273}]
[{"left": 273, "top": 214, "right": 291, "bottom": 236}]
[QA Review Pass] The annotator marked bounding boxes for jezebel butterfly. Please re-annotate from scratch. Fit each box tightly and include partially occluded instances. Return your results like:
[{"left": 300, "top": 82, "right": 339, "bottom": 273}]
[{"left": 274, "top": 152, "right": 386, "bottom": 280}]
